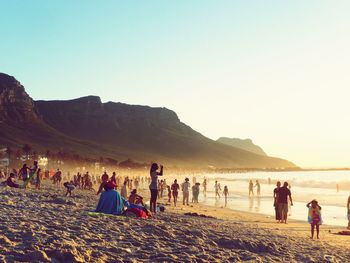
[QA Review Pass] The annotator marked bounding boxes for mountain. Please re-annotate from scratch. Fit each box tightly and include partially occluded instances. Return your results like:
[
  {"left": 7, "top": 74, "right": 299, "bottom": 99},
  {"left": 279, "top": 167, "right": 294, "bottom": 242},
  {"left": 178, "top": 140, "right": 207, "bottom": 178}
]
[
  {"left": 0, "top": 73, "right": 297, "bottom": 168},
  {"left": 217, "top": 137, "right": 267, "bottom": 156}
]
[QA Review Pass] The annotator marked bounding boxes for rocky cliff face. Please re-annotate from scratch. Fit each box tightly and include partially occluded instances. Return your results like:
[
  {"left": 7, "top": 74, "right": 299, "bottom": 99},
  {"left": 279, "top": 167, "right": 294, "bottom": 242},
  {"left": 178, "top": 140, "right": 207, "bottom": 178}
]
[
  {"left": 0, "top": 72, "right": 297, "bottom": 168},
  {"left": 0, "top": 73, "right": 38, "bottom": 122},
  {"left": 217, "top": 137, "right": 267, "bottom": 156}
]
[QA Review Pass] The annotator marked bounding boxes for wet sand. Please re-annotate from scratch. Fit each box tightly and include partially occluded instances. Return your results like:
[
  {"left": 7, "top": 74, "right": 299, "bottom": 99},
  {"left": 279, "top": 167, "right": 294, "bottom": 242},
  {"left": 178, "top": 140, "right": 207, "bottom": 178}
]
[{"left": 1, "top": 182, "right": 350, "bottom": 262}]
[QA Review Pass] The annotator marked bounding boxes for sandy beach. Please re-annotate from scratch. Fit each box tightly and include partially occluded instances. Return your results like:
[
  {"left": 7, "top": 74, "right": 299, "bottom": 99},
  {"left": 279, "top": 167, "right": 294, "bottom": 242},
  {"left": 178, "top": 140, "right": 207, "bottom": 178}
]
[{"left": 1, "top": 182, "right": 350, "bottom": 262}]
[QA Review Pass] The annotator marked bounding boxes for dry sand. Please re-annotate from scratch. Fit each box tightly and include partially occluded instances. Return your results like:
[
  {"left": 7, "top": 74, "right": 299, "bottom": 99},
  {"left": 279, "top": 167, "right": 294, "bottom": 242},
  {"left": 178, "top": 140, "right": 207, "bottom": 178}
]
[{"left": 1, "top": 182, "right": 350, "bottom": 262}]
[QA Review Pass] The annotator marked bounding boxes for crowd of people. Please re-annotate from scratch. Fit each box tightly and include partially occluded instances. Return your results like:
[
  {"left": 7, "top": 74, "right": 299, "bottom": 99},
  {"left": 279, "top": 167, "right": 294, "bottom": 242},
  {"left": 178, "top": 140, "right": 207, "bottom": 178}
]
[{"left": 2, "top": 161, "right": 350, "bottom": 239}]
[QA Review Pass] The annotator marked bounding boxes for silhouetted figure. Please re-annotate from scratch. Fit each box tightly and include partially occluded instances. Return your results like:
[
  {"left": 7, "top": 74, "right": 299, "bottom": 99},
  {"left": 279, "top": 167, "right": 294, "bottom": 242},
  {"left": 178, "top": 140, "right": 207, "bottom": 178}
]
[
  {"left": 149, "top": 163, "right": 163, "bottom": 213},
  {"left": 249, "top": 180, "right": 254, "bottom": 196}
]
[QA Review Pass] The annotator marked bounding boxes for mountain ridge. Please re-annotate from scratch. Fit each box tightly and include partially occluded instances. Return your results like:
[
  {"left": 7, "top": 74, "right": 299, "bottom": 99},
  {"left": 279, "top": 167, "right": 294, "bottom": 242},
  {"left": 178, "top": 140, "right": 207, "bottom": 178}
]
[
  {"left": 0, "top": 73, "right": 297, "bottom": 169},
  {"left": 217, "top": 137, "right": 267, "bottom": 156}
]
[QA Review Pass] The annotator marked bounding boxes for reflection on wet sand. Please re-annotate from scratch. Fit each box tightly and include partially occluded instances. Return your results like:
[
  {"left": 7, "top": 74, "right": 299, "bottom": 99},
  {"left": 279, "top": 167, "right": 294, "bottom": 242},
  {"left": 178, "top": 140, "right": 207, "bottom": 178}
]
[{"left": 249, "top": 196, "right": 261, "bottom": 212}]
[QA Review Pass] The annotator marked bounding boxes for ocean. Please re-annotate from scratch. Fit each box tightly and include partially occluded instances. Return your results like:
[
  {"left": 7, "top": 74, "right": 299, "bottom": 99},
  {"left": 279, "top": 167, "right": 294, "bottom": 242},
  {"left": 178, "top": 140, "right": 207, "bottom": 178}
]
[{"left": 192, "top": 170, "right": 350, "bottom": 227}]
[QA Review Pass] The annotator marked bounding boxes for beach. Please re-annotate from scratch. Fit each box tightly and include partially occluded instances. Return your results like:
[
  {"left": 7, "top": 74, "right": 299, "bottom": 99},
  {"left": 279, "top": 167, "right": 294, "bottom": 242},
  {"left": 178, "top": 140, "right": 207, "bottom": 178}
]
[{"left": 1, "top": 182, "right": 350, "bottom": 262}]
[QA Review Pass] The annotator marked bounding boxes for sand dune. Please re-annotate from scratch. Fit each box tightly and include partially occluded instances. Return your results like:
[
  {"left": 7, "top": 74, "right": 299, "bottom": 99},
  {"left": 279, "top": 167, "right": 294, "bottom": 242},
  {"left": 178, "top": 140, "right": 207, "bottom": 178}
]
[{"left": 1, "top": 183, "right": 349, "bottom": 262}]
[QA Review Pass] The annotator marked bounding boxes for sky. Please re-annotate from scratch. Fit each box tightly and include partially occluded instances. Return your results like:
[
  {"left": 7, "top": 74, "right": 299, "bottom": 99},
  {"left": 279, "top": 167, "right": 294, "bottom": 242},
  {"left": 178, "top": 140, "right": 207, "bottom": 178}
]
[{"left": 1, "top": 0, "right": 350, "bottom": 168}]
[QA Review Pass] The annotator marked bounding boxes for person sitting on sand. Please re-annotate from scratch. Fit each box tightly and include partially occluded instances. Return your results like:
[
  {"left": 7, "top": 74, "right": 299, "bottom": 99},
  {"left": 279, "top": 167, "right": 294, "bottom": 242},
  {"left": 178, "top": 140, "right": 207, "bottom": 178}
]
[
  {"left": 278, "top": 182, "right": 293, "bottom": 224},
  {"left": 307, "top": 200, "right": 322, "bottom": 239},
  {"left": 171, "top": 179, "right": 180, "bottom": 206},
  {"left": 64, "top": 181, "right": 76, "bottom": 196},
  {"left": 4, "top": 173, "right": 19, "bottom": 188},
  {"left": 97, "top": 171, "right": 112, "bottom": 195},
  {"left": 181, "top": 178, "right": 190, "bottom": 206},
  {"left": 128, "top": 189, "right": 144, "bottom": 206},
  {"left": 95, "top": 181, "right": 128, "bottom": 215}
]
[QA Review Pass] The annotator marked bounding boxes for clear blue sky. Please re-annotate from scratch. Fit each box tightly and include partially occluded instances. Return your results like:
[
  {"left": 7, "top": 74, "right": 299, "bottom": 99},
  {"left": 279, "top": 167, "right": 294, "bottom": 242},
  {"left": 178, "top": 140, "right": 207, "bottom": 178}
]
[{"left": 1, "top": 1, "right": 350, "bottom": 168}]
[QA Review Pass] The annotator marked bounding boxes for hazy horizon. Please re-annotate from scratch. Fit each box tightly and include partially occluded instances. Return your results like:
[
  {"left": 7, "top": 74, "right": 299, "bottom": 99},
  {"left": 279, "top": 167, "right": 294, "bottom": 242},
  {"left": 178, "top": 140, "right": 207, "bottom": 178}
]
[{"left": 1, "top": 1, "right": 350, "bottom": 168}]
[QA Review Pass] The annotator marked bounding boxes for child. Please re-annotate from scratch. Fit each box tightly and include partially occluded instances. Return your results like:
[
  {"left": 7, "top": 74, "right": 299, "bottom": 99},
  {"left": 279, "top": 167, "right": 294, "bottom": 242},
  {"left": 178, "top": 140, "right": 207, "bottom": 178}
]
[
  {"left": 35, "top": 168, "right": 41, "bottom": 190},
  {"left": 223, "top": 185, "right": 229, "bottom": 206},
  {"left": 167, "top": 185, "right": 171, "bottom": 203},
  {"left": 64, "top": 181, "right": 76, "bottom": 196},
  {"left": 307, "top": 200, "right": 322, "bottom": 239}
]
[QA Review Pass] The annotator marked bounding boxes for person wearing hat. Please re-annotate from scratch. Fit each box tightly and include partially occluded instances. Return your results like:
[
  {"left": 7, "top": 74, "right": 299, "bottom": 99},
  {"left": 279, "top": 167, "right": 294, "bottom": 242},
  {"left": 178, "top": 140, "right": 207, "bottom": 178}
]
[{"left": 181, "top": 178, "right": 191, "bottom": 206}]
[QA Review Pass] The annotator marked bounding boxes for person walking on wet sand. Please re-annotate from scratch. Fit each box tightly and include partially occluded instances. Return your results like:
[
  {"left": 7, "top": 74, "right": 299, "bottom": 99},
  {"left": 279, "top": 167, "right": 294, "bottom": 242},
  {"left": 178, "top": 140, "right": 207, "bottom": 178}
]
[
  {"left": 223, "top": 185, "right": 229, "bottom": 206},
  {"left": 181, "top": 178, "right": 190, "bottom": 205},
  {"left": 273, "top": 181, "right": 282, "bottom": 222},
  {"left": 203, "top": 178, "right": 207, "bottom": 196},
  {"left": 171, "top": 179, "right": 180, "bottom": 206},
  {"left": 278, "top": 182, "right": 293, "bottom": 224},
  {"left": 307, "top": 200, "right": 322, "bottom": 239},
  {"left": 249, "top": 180, "right": 254, "bottom": 196},
  {"left": 255, "top": 180, "right": 261, "bottom": 196},
  {"left": 149, "top": 163, "right": 163, "bottom": 213},
  {"left": 214, "top": 181, "right": 221, "bottom": 198}
]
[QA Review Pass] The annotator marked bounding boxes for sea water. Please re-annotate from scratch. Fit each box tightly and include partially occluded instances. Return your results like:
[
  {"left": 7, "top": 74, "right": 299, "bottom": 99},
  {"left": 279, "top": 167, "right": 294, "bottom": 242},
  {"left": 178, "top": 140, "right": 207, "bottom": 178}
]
[{"left": 193, "top": 171, "right": 350, "bottom": 227}]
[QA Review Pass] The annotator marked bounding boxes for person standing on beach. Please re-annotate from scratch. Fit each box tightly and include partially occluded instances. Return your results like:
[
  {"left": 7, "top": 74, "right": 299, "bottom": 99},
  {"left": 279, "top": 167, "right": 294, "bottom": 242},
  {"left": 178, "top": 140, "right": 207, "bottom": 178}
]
[
  {"left": 273, "top": 181, "right": 281, "bottom": 222},
  {"left": 35, "top": 168, "right": 41, "bottom": 190},
  {"left": 203, "top": 178, "right": 207, "bottom": 196},
  {"left": 307, "top": 200, "right": 322, "bottom": 239},
  {"left": 171, "top": 179, "right": 180, "bottom": 206},
  {"left": 181, "top": 178, "right": 190, "bottom": 205},
  {"left": 278, "top": 182, "right": 293, "bottom": 224},
  {"left": 121, "top": 180, "right": 128, "bottom": 199},
  {"left": 255, "top": 180, "right": 261, "bottom": 196},
  {"left": 149, "top": 163, "right": 163, "bottom": 213},
  {"left": 249, "top": 180, "right": 254, "bottom": 196},
  {"left": 347, "top": 195, "right": 350, "bottom": 229},
  {"left": 223, "top": 185, "right": 229, "bottom": 206},
  {"left": 215, "top": 181, "right": 221, "bottom": 198},
  {"left": 110, "top": 172, "right": 117, "bottom": 189},
  {"left": 167, "top": 185, "right": 171, "bottom": 202},
  {"left": 19, "top": 164, "right": 29, "bottom": 182}
]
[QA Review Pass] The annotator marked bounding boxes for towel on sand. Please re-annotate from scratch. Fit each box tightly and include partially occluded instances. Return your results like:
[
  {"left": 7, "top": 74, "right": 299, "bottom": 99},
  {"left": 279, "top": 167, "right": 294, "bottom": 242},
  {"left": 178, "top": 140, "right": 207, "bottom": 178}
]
[{"left": 95, "top": 189, "right": 127, "bottom": 215}]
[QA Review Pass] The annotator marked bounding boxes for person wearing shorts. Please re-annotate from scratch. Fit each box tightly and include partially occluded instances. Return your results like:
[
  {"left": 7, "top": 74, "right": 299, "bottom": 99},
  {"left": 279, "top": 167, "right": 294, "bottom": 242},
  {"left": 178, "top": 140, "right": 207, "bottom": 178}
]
[{"left": 277, "top": 182, "right": 293, "bottom": 224}]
